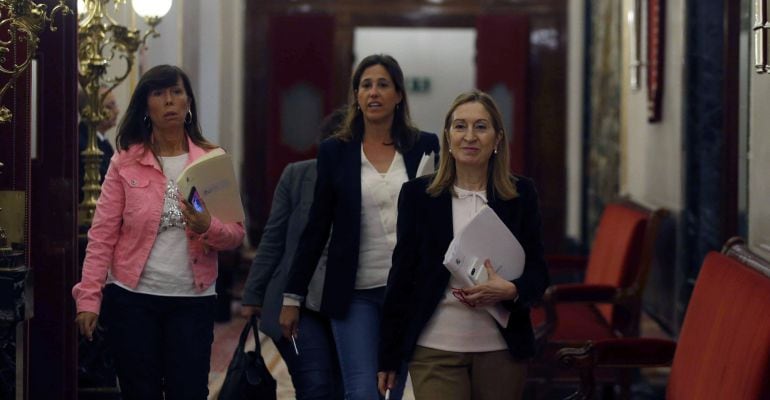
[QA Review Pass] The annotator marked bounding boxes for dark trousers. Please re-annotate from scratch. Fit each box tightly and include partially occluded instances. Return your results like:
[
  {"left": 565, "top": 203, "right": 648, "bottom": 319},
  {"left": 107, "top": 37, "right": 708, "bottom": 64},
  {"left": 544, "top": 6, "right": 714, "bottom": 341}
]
[
  {"left": 101, "top": 284, "right": 216, "bottom": 400},
  {"left": 273, "top": 308, "right": 343, "bottom": 400}
]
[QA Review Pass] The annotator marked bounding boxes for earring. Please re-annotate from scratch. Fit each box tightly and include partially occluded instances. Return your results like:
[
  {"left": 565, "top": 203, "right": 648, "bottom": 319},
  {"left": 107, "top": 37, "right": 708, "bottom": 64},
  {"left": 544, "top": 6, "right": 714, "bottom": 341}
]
[
  {"left": 448, "top": 147, "right": 452, "bottom": 153},
  {"left": 494, "top": 147, "right": 499, "bottom": 154},
  {"left": 143, "top": 114, "right": 151, "bottom": 129},
  {"left": 185, "top": 110, "right": 193, "bottom": 124}
]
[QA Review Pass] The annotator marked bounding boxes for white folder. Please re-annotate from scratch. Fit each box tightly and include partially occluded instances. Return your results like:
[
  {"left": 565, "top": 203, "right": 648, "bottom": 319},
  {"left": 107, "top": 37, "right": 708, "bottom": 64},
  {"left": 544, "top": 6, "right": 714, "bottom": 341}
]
[
  {"left": 177, "top": 148, "right": 245, "bottom": 223},
  {"left": 443, "top": 206, "right": 525, "bottom": 326}
]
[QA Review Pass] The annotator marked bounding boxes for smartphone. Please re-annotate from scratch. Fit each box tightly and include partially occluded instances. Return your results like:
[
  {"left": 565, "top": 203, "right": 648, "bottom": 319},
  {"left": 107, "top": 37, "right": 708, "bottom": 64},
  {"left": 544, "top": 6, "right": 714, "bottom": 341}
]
[{"left": 188, "top": 186, "right": 204, "bottom": 212}]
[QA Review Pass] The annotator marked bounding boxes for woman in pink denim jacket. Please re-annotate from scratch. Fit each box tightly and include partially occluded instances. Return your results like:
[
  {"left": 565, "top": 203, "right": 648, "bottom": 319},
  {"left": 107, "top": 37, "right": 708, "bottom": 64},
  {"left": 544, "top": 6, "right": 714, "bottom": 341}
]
[{"left": 72, "top": 65, "right": 244, "bottom": 399}]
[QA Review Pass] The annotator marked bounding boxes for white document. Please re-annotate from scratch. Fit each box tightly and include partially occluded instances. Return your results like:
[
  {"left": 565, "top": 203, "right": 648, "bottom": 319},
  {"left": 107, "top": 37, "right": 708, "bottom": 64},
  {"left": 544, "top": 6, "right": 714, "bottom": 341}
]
[
  {"left": 443, "top": 206, "right": 525, "bottom": 326},
  {"left": 416, "top": 152, "right": 435, "bottom": 177},
  {"left": 177, "top": 148, "right": 245, "bottom": 223}
]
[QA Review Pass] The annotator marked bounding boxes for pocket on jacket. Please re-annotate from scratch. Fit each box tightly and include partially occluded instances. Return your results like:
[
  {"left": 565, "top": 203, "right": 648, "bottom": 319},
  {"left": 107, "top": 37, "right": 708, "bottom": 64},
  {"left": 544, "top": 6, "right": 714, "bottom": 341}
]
[
  {"left": 118, "top": 170, "right": 152, "bottom": 215},
  {"left": 118, "top": 170, "right": 150, "bottom": 189}
]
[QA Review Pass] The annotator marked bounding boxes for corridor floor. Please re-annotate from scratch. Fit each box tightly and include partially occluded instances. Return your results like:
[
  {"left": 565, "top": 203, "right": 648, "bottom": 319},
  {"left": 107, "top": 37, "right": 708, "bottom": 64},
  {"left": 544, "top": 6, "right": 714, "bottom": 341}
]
[
  {"left": 206, "top": 302, "right": 417, "bottom": 400},
  {"left": 204, "top": 262, "right": 666, "bottom": 400}
]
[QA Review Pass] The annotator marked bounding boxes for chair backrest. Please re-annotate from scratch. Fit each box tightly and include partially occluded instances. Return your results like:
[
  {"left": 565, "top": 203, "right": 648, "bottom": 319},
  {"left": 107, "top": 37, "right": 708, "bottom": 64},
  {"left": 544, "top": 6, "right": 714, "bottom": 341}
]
[
  {"left": 668, "top": 247, "right": 770, "bottom": 399},
  {"left": 584, "top": 202, "right": 663, "bottom": 329}
]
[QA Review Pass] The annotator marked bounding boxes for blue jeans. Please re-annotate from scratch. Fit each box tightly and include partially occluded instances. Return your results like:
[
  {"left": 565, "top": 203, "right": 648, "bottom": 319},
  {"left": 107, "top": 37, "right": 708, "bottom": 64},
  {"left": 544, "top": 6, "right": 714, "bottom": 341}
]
[
  {"left": 101, "top": 284, "right": 215, "bottom": 400},
  {"left": 273, "top": 308, "right": 343, "bottom": 400},
  {"left": 330, "top": 287, "right": 407, "bottom": 400}
]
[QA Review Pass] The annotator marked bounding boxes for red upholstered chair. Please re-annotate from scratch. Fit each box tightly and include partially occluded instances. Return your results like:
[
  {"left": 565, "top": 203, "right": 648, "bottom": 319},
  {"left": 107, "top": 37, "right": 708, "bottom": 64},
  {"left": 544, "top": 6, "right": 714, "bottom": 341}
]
[
  {"left": 528, "top": 202, "right": 668, "bottom": 396},
  {"left": 558, "top": 238, "right": 770, "bottom": 400}
]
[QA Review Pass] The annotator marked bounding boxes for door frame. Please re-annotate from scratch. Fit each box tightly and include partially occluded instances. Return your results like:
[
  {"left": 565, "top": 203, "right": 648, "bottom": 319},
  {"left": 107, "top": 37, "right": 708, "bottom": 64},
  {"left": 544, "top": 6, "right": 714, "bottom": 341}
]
[{"left": 243, "top": 0, "right": 568, "bottom": 250}]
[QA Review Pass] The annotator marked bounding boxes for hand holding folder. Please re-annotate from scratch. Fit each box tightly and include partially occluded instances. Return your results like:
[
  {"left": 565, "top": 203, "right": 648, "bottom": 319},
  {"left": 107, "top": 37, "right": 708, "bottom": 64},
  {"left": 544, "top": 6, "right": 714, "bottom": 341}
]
[
  {"left": 443, "top": 206, "right": 525, "bottom": 326},
  {"left": 176, "top": 148, "right": 245, "bottom": 223}
]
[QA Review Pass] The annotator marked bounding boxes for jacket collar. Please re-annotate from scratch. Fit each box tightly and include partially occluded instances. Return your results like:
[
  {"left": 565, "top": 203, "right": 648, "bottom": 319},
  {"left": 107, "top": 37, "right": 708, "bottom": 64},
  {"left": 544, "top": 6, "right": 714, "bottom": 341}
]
[{"left": 129, "top": 135, "right": 209, "bottom": 171}]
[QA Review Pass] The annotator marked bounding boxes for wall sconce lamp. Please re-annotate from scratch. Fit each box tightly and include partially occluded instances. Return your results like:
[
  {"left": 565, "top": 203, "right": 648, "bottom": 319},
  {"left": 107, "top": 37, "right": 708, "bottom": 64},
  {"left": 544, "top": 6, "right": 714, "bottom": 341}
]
[
  {"left": 0, "top": 0, "right": 72, "bottom": 123},
  {"left": 77, "top": 0, "right": 171, "bottom": 227}
]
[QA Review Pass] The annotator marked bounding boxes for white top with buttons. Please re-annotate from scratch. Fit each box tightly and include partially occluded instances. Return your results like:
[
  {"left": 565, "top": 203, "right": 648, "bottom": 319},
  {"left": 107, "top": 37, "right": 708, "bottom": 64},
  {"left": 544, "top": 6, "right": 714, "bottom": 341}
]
[{"left": 355, "top": 146, "right": 408, "bottom": 289}]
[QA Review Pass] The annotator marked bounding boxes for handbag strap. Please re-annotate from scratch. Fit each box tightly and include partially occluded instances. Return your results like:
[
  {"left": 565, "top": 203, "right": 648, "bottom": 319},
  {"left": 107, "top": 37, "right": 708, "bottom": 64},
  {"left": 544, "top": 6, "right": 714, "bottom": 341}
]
[
  {"left": 234, "top": 315, "right": 262, "bottom": 355},
  {"left": 250, "top": 315, "right": 262, "bottom": 352}
]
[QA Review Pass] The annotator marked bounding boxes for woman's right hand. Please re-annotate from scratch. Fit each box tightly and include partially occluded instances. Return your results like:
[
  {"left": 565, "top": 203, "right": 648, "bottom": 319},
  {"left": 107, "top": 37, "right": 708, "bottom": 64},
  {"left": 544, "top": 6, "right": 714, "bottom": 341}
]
[
  {"left": 279, "top": 305, "right": 300, "bottom": 340},
  {"left": 377, "top": 371, "right": 397, "bottom": 397},
  {"left": 76, "top": 311, "right": 99, "bottom": 341}
]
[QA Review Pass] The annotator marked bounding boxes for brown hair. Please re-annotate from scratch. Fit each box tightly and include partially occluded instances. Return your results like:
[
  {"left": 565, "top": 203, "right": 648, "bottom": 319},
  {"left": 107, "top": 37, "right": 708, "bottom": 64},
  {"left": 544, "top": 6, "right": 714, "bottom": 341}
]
[{"left": 427, "top": 90, "right": 518, "bottom": 200}]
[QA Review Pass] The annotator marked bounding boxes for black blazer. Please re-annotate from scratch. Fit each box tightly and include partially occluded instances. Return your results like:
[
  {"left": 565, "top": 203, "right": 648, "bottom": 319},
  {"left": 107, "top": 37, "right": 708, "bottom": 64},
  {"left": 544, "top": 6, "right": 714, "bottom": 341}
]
[
  {"left": 285, "top": 132, "right": 440, "bottom": 318},
  {"left": 378, "top": 175, "right": 549, "bottom": 371}
]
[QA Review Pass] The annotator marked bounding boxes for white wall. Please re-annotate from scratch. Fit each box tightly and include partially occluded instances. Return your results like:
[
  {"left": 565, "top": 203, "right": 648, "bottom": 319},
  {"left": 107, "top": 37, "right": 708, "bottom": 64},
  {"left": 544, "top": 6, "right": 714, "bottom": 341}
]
[
  {"left": 620, "top": 0, "right": 685, "bottom": 212},
  {"left": 217, "top": 1, "right": 245, "bottom": 185},
  {"left": 353, "top": 28, "right": 476, "bottom": 136}
]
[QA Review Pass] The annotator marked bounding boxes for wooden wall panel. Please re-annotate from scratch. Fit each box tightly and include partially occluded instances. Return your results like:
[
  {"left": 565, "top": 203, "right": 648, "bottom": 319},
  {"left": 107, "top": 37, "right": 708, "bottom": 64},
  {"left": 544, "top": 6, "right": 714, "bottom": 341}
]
[{"left": 28, "top": 1, "right": 79, "bottom": 398}]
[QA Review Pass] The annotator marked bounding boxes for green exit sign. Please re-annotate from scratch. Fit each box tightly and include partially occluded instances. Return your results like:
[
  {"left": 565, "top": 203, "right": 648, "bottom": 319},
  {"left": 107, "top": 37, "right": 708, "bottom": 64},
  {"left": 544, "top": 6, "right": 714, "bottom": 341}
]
[{"left": 406, "top": 77, "right": 431, "bottom": 93}]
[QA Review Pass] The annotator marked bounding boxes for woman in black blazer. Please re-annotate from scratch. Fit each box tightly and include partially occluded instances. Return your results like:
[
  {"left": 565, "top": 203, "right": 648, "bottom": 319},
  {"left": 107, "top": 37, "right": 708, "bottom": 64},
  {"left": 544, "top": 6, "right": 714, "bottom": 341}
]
[
  {"left": 280, "top": 54, "right": 439, "bottom": 400},
  {"left": 377, "top": 90, "right": 549, "bottom": 400}
]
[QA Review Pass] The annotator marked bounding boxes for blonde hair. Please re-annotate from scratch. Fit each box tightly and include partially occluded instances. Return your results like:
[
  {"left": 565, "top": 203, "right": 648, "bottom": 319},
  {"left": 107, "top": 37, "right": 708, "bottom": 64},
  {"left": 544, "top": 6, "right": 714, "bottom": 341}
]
[{"left": 427, "top": 90, "right": 518, "bottom": 200}]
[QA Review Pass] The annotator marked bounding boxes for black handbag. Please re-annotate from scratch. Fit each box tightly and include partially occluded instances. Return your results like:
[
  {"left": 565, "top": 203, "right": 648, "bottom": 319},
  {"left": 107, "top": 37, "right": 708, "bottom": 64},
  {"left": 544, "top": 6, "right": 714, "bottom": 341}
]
[{"left": 218, "top": 315, "right": 277, "bottom": 400}]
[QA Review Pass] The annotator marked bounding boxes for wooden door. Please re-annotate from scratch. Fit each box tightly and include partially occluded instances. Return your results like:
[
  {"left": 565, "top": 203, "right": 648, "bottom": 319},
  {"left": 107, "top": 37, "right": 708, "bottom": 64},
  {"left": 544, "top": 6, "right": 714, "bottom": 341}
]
[
  {"left": 0, "top": 1, "right": 79, "bottom": 398},
  {"left": 476, "top": 14, "right": 566, "bottom": 251},
  {"left": 259, "top": 15, "right": 335, "bottom": 228},
  {"left": 476, "top": 14, "right": 529, "bottom": 174}
]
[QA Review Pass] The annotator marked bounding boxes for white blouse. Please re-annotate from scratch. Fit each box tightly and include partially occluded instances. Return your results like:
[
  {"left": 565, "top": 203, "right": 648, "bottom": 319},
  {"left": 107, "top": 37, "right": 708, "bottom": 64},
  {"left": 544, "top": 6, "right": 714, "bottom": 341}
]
[{"left": 355, "top": 146, "right": 408, "bottom": 289}]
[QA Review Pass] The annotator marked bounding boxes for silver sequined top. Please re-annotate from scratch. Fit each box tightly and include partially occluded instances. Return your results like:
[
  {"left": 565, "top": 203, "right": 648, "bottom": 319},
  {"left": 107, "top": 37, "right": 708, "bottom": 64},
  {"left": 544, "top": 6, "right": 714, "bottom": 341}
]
[{"left": 159, "top": 178, "right": 186, "bottom": 232}]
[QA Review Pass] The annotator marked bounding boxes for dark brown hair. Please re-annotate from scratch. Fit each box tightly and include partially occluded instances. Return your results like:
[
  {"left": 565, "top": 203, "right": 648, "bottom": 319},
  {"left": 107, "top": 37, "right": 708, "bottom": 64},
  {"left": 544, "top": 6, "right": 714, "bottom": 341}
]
[{"left": 116, "top": 65, "right": 215, "bottom": 152}]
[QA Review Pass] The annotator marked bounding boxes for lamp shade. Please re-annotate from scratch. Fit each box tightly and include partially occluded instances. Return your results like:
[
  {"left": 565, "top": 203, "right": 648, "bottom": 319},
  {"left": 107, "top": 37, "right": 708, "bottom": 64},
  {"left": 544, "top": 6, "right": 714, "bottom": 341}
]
[{"left": 132, "top": 0, "right": 172, "bottom": 19}]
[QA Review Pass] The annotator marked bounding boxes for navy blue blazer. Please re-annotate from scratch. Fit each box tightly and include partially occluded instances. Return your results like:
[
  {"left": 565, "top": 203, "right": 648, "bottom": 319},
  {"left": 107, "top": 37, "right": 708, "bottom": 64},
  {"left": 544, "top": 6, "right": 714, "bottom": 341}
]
[
  {"left": 378, "top": 175, "right": 549, "bottom": 371},
  {"left": 285, "top": 132, "right": 439, "bottom": 318}
]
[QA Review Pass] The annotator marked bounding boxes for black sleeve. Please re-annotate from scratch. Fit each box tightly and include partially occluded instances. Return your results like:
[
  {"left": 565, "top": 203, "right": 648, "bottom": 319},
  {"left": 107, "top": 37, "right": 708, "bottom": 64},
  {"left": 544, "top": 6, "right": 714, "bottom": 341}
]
[
  {"left": 284, "top": 141, "right": 336, "bottom": 297},
  {"left": 379, "top": 180, "right": 423, "bottom": 371}
]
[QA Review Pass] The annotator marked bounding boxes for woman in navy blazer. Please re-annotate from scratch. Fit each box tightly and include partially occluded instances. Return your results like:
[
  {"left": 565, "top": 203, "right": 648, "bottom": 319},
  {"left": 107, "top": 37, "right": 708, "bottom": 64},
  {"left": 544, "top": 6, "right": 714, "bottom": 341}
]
[
  {"left": 280, "top": 54, "right": 439, "bottom": 400},
  {"left": 377, "top": 91, "right": 549, "bottom": 400}
]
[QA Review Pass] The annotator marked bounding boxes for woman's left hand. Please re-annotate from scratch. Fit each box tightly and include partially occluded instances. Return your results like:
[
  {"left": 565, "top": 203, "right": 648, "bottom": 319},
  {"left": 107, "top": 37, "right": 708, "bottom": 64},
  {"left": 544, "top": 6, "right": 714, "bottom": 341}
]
[
  {"left": 459, "top": 260, "right": 518, "bottom": 308},
  {"left": 181, "top": 198, "right": 211, "bottom": 234}
]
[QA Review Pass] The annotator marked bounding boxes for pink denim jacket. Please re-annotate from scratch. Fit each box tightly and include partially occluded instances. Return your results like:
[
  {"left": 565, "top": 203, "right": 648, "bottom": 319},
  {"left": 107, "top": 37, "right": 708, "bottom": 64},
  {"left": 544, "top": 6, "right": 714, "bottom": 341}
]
[{"left": 72, "top": 137, "right": 245, "bottom": 314}]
